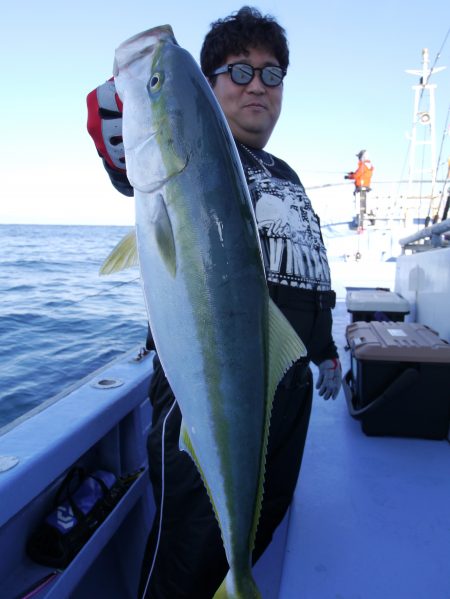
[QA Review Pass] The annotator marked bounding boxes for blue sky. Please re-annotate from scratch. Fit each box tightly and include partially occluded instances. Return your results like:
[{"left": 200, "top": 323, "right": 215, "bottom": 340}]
[{"left": 2, "top": 0, "right": 449, "bottom": 225}]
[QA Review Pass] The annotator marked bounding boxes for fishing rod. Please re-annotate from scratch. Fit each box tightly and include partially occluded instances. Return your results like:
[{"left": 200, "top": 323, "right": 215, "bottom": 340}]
[
  {"left": 305, "top": 181, "right": 350, "bottom": 190},
  {"left": 66, "top": 276, "right": 141, "bottom": 307},
  {"left": 423, "top": 26, "right": 450, "bottom": 88},
  {"left": 306, "top": 179, "right": 450, "bottom": 191},
  {"left": 417, "top": 26, "right": 450, "bottom": 104}
]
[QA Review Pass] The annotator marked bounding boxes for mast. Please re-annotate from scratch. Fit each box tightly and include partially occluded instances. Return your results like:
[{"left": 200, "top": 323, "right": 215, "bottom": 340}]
[{"left": 405, "top": 48, "right": 446, "bottom": 219}]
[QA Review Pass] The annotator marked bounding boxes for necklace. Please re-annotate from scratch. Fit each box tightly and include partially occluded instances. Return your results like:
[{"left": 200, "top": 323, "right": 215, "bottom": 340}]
[{"left": 240, "top": 144, "right": 275, "bottom": 175}]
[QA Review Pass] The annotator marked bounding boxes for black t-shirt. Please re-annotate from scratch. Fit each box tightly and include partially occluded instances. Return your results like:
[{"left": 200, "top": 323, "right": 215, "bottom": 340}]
[
  {"left": 236, "top": 142, "right": 331, "bottom": 291},
  {"left": 236, "top": 142, "right": 338, "bottom": 363}
]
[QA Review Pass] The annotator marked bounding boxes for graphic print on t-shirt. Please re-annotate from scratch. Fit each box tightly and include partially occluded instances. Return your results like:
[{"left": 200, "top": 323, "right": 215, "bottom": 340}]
[{"left": 245, "top": 165, "right": 331, "bottom": 291}]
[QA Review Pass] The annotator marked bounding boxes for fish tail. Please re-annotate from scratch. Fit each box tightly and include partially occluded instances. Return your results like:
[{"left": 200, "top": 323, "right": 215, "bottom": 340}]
[{"left": 213, "top": 569, "right": 262, "bottom": 599}]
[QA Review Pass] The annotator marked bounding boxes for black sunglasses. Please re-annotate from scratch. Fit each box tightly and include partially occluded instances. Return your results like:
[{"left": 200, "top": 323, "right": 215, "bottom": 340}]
[{"left": 210, "top": 63, "right": 286, "bottom": 87}]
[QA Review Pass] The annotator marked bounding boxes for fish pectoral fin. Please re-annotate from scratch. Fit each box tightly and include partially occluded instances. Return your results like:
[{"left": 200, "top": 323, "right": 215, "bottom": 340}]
[
  {"left": 99, "top": 228, "right": 139, "bottom": 274},
  {"left": 267, "top": 297, "right": 307, "bottom": 400},
  {"left": 151, "top": 193, "right": 177, "bottom": 277}
]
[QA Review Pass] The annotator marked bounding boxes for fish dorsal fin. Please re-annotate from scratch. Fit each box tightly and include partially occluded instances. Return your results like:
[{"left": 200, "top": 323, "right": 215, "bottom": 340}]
[
  {"left": 250, "top": 297, "right": 307, "bottom": 550},
  {"left": 99, "top": 228, "right": 139, "bottom": 275},
  {"left": 151, "top": 193, "right": 177, "bottom": 277}
]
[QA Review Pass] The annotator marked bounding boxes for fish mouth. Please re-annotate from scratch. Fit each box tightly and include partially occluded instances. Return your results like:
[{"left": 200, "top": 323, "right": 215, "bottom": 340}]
[{"left": 114, "top": 25, "right": 177, "bottom": 73}]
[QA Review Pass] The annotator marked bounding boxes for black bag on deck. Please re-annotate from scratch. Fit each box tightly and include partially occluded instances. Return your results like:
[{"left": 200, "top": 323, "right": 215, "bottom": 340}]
[{"left": 26, "top": 467, "right": 129, "bottom": 569}]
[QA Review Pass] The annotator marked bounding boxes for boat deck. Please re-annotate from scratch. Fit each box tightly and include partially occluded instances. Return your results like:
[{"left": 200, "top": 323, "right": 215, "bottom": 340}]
[
  {"left": 1, "top": 300, "right": 449, "bottom": 599},
  {"left": 271, "top": 300, "right": 450, "bottom": 599}
]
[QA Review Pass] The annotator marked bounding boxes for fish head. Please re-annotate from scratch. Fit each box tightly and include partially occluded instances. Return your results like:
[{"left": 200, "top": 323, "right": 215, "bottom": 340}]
[{"left": 113, "top": 26, "right": 190, "bottom": 193}]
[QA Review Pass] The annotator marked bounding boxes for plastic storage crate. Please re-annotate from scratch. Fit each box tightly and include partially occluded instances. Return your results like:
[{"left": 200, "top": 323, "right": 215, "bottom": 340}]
[{"left": 343, "top": 321, "right": 450, "bottom": 439}]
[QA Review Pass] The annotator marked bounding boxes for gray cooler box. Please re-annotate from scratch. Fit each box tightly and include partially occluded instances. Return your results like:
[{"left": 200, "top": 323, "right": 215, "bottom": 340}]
[
  {"left": 346, "top": 288, "right": 410, "bottom": 322},
  {"left": 343, "top": 321, "right": 450, "bottom": 439}
]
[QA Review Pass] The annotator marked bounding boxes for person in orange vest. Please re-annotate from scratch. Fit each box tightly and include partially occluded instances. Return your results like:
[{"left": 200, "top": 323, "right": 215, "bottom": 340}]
[{"left": 345, "top": 150, "right": 374, "bottom": 192}]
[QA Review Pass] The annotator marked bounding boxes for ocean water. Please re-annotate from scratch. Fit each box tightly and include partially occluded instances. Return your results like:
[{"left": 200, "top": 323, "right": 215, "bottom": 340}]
[{"left": 0, "top": 224, "right": 148, "bottom": 429}]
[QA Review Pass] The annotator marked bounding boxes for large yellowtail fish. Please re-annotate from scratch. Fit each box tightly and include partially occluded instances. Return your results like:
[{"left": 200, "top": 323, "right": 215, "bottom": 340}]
[{"left": 103, "top": 26, "right": 306, "bottom": 599}]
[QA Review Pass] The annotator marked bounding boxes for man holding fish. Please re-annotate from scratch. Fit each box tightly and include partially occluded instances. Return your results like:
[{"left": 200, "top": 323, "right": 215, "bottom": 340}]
[{"left": 87, "top": 6, "right": 341, "bottom": 598}]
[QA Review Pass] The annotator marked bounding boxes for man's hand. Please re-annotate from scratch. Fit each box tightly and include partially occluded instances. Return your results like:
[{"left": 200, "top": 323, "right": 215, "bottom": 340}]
[
  {"left": 316, "top": 358, "right": 342, "bottom": 400},
  {"left": 86, "top": 79, "right": 125, "bottom": 172}
]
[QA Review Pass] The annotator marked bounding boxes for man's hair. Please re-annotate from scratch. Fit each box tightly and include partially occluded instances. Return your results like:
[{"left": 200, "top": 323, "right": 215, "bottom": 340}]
[{"left": 200, "top": 6, "right": 289, "bottom": 83}]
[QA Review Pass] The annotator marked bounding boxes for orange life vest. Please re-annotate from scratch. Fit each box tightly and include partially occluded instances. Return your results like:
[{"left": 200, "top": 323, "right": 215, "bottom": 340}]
[{"left": 348, "top": 160, "right": 374, "bottom": 188}]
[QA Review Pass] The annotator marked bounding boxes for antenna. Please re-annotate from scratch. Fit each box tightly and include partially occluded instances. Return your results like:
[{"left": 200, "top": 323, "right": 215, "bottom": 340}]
[{"left": 406, "top": 48, "right": 446, "bottom": 217}]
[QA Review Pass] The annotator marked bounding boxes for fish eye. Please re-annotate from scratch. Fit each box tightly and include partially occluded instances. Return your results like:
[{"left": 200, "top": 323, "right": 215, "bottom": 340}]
[{"left": 149, "top": 72, "right": 163, "bottom": 92}]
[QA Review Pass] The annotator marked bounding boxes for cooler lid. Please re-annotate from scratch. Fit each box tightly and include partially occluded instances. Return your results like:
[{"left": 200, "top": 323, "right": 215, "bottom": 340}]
[
  {"left": 346, "top": 321, "right": 450, "bottom": 363},
  {"left": 346, "top": 289, "right": 410, "bottom": 313}
]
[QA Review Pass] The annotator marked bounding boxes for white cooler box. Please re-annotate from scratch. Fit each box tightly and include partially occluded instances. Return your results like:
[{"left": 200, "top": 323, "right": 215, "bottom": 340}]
[{"left": 346, "top": 288, "right": 410, "bottom": 323}]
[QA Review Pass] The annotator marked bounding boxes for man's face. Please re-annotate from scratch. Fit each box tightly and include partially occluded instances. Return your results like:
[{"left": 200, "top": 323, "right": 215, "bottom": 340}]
[{"left": 210, "top": 46, "right": 283, "bottom": 149}]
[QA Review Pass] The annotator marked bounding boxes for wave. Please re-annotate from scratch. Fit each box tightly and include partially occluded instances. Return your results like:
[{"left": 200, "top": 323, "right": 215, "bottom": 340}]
[{"left": 0, "top": 225, "right": 148, "bottom": 428}]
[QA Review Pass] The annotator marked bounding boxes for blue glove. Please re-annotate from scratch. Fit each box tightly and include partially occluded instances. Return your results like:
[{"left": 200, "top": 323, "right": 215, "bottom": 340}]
[{"left": 316, "top": 358, "right": 342, "bottom": 400}]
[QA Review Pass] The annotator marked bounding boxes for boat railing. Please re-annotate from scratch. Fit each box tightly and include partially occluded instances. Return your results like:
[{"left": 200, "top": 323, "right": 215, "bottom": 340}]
[
  {"left": 0, "top": 346, "right": 156, "bottom": 599},
  {"left": 399, "top": 218, "right": 450, "bottom": 253}
]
